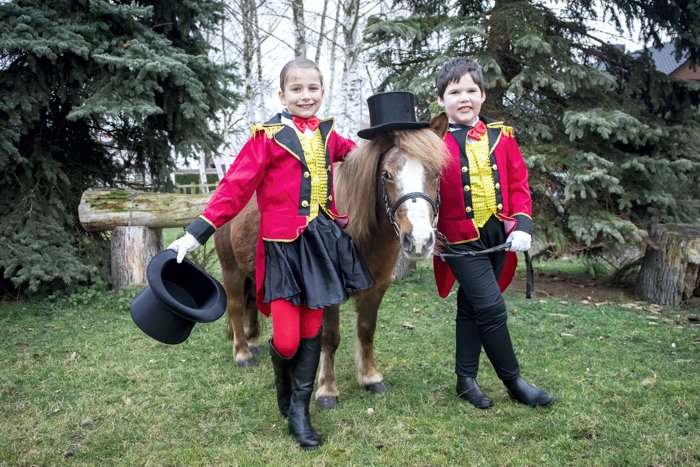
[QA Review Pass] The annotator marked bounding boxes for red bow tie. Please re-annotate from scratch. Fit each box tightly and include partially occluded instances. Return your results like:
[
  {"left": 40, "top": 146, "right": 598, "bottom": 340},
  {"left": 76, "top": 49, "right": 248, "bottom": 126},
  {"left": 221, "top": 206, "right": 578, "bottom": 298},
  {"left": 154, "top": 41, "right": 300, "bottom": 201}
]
[
  {"left": 292, "top": 116, "right": 320, "bottom": 133},
  {"left": 467, "top": 120, "right": 487, "bottom": 141}
]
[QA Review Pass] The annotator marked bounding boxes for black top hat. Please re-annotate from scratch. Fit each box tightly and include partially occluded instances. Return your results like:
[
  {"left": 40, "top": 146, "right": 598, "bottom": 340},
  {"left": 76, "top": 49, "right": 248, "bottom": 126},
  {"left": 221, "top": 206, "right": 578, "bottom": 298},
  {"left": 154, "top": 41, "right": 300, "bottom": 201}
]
[
  {"left": 130, "top": 249, "right": 227, "bottom": 345},
  {"left": 357, "top": 91, "right": 430, "bottom": 139}
]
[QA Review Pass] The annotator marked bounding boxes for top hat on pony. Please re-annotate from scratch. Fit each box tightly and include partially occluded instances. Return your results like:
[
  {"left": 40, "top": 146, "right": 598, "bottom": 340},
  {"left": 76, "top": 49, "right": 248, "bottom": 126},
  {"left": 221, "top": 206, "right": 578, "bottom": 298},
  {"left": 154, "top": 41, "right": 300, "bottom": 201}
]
[
  {"left": 357, "top": 91, "right": 430, "bottom": 140},
  {"left": 130, "top": 249, "right": 227, "bottom": 345}
]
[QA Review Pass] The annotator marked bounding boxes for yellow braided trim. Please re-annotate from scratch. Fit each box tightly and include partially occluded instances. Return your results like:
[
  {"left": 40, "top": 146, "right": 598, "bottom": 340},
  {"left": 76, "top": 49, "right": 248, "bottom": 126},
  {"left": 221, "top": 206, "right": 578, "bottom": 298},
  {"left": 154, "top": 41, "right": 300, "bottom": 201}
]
[
  {"left": 486, "top": 122, "right": 514, "bottom": 137},
  {"left": 249, "top": 123, "right": 283, "bottom": 139}
]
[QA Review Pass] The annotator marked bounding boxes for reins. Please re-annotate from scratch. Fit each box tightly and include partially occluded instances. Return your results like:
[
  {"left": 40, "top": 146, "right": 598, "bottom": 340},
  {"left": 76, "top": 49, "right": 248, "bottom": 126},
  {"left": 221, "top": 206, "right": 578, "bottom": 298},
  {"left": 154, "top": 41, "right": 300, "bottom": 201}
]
[{"left": 377, "top": 144, "right": 534, "bottom": 299}]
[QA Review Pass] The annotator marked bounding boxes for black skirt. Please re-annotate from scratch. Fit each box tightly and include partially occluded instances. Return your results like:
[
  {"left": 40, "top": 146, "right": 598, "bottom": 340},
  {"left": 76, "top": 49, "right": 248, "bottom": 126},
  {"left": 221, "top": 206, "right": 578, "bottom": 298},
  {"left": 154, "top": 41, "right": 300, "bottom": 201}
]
[{"left": 263, "top": 212, "right": 374, "bottom": 309}]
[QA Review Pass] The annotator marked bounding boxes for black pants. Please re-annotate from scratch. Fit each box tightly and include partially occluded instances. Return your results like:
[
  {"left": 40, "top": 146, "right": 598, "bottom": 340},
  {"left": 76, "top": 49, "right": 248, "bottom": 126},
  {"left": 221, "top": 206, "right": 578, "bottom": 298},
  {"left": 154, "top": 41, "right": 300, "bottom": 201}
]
[{"left": 446, "top": 216, "right": 520, "bottom": 381}]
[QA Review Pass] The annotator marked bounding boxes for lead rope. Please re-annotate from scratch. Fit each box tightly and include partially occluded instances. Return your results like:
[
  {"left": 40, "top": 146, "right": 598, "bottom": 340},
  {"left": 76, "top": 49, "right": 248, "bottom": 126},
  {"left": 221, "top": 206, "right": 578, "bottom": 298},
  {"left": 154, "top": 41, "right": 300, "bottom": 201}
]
[{"left": 433, "top": 230, "right": 534, "bottom": 299}]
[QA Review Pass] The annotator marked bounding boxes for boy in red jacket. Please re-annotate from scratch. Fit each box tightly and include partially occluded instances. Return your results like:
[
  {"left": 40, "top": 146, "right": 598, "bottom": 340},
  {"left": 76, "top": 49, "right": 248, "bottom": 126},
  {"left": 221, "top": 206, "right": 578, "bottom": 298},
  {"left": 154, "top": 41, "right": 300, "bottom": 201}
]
[{"left": 433, "top": 57, "right": 555, "bottom": 409}]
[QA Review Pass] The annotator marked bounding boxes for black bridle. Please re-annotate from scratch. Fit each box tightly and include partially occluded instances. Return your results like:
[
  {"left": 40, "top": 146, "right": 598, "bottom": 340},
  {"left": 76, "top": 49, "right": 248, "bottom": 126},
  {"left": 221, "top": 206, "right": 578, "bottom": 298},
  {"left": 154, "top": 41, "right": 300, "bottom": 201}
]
[{"left": 377, "top": 145, "right": 533, "bottom": 299}]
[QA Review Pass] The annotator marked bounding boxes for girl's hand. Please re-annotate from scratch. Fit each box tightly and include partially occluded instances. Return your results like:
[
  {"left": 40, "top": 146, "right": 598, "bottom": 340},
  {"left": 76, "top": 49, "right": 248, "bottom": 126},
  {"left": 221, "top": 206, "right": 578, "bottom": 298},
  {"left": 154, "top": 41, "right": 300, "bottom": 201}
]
[
  {"left": 168, "top": 232, "right": 201, "bottom": 263},
  {"left": 506, "top": 230, "right": 531, "bottom": 252}
]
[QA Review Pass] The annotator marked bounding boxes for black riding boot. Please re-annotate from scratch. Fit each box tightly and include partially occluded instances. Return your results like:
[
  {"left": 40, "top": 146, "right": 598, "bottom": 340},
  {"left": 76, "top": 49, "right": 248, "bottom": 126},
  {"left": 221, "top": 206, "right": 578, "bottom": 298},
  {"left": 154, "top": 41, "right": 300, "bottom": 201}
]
[
  {"left": 270, "top": 339, "right": 294, "bottom": 417},
  {"left": 455, "top": 319, "right": 492, "bottom": 409},
  {"left": 504, "top": 377, "right": 556, "bottom": 407},
  {"left": 288, "top": 329, "right": 323, "bottom": 450},
  {"left": 456, "top": 376, "right": 492, "bottom": 409},
  {"left": 479, "top": 322, "right": 555, "bottom": 407}
]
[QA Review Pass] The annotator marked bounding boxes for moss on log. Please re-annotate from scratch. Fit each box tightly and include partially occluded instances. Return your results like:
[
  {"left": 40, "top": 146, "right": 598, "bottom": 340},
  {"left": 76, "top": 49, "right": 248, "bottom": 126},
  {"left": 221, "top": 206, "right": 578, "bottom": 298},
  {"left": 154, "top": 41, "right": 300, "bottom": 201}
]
[{"left": 79, "top": 188, "right": 212, "bottom": 231}]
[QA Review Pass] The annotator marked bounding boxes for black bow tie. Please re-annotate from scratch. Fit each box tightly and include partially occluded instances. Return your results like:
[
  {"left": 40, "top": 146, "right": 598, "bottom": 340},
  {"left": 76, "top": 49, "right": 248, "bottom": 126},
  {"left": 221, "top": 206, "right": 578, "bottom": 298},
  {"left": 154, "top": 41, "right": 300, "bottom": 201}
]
[{"left": 449, "top": 123, "right": 473, "bottom": 131}]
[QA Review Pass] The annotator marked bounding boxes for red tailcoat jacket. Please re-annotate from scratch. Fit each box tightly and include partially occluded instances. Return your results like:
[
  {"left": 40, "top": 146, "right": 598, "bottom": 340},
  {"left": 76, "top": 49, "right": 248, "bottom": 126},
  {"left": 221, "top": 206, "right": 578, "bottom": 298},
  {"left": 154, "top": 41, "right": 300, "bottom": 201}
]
[
  {"left": 433, "top": 117, "right": 533, "bottom": 298},
  {"left": 186, "top": 114, "right": 356, "bottom": 315}
]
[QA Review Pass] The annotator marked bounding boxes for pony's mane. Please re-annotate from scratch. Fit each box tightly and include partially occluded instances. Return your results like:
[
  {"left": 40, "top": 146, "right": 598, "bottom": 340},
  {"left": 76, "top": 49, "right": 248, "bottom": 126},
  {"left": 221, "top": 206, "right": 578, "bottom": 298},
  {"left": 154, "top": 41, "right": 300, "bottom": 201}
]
[{"left": 335, "top": 128, "right": 448, "bottom": 244}]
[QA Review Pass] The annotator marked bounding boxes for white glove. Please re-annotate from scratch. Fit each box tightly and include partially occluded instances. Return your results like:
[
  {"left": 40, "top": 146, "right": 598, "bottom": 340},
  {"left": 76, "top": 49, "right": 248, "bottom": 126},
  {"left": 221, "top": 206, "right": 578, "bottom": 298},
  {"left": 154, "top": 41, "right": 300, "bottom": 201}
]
[
  {"left": 168, "top": 232, "right": 201, "bottom": 263},
  {"left": 506, "top": 230, "right": 531, "bottom": 252}
]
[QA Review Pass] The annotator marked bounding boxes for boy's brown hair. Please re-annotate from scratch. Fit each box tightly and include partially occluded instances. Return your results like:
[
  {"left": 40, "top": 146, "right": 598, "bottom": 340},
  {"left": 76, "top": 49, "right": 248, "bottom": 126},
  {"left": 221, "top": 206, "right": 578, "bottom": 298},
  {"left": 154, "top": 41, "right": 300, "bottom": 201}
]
[{"left": 435, "top": 57, "right": 484, "bottom": 97}]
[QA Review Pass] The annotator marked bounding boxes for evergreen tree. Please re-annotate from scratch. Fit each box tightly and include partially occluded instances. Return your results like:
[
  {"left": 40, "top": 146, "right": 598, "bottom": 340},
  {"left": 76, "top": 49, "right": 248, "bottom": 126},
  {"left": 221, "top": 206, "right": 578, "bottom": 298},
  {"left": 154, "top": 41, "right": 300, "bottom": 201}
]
[
  {"left": 0, "top": 0, "right": 238, "bottom": 296},
  {"left": 364, "top": 1, "right": 700, "bottom": 261}
]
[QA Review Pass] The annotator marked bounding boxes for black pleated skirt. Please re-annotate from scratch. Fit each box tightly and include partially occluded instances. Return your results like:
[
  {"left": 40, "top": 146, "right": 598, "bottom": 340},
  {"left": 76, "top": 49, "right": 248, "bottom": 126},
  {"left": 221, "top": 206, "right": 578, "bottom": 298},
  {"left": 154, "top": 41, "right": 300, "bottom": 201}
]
[{"left": 263, "top": 212, "right": 374, "bottom": 309}]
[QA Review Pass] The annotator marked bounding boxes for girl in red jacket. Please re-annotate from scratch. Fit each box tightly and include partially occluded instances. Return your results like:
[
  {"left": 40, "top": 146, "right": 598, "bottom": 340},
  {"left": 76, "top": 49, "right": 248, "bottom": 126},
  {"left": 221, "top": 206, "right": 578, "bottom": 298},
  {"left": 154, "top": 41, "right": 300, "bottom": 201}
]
[{"left": 169, "top": 57, "right": 373, "bottom": 449}]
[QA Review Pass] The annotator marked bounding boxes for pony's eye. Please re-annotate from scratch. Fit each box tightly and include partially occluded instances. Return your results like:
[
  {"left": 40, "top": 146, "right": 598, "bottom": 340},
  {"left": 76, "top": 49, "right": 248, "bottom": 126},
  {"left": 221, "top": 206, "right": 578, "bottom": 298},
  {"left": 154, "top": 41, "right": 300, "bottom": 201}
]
[{"left": 382, "top": 171, "right": 393, "bottom": 181}]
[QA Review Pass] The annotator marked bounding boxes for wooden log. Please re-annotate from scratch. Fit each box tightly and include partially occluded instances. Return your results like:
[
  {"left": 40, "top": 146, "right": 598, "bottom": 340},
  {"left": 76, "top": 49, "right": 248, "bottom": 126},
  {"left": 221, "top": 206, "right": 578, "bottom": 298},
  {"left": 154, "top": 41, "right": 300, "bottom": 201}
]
[
  {"left": 393, "top": 255, "right": 416, "bottom": 279},
  {"left": 78, "top": 188, "right": 212, "bottom": 231},
  {"left": 636, "top": 224, "right": 700, "bottom": 305},
  {"left": 111, "top": 226, "right": 163, "bottom": 289}
]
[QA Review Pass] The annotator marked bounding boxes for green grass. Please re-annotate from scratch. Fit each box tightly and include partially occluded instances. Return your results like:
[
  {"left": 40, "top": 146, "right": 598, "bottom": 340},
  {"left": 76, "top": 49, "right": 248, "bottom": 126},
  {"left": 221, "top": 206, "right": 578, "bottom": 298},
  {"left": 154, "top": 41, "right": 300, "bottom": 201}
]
[{"left": 1, "top": 260, "right": 699, "bottom": 465}]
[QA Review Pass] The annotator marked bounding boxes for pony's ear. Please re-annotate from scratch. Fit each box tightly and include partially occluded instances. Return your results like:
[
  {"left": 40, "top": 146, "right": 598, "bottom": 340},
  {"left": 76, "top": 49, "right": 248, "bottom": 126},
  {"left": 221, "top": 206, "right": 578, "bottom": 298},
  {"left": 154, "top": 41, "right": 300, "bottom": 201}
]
[{"left": 429, "top": 112, "right": 449, "bottom": 138}]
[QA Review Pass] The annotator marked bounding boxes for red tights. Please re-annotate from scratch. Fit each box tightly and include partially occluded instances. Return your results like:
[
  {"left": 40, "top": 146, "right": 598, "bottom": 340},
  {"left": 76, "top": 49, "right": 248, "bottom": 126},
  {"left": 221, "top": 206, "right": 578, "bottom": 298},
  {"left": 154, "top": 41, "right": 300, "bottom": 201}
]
[{"left": 270, "top": 299, "right": 323, "bottom": 358}]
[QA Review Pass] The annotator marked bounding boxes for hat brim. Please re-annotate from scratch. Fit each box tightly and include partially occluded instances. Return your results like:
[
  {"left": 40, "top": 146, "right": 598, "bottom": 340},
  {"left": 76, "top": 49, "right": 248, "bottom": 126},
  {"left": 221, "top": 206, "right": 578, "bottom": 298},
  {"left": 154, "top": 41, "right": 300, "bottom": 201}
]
[{"left": 357, "top": 122, "right": 431, "bottom": 140}]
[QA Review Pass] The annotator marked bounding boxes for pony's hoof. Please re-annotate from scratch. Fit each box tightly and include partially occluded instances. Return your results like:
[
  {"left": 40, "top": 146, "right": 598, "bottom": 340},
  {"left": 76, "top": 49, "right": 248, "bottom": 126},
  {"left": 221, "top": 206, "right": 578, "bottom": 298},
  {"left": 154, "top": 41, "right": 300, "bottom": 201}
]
[
  {"left": 248, "top": 345, "right": 262, "bottom": 356},
  {"left": 364, "top": 381, "right": 389, "bottom": 393},
  {"left": 236, "top": 358, "right": 256, "bottom": 368},
  {"left": 316, "top": 396, "right": 339, "bottom": 409}
]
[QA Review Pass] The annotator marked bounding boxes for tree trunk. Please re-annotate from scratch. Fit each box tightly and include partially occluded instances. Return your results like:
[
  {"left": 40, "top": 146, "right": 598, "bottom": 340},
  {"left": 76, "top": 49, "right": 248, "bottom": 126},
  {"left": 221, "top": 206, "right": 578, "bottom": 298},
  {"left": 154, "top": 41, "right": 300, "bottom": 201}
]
[
  {"left": 290, "top": 0, "right": 306, "bottom": 57},
  {"left": 111, "top": 226, "right": 163, "bottom": 289},
  {"left": 636, "top": 224, "right": 700, "bottom": 305},
  {"left": 78, "top": 189, "right": 211, "bottom": 231},
  {"left": 393, "top": 255, "right": 416, "bottom": 279},
  {"left": 315, "top": 0, "right": 330, "bottom": 64},
  {"left": 339, "top": 0, "right": 361, "bottom": 132}
]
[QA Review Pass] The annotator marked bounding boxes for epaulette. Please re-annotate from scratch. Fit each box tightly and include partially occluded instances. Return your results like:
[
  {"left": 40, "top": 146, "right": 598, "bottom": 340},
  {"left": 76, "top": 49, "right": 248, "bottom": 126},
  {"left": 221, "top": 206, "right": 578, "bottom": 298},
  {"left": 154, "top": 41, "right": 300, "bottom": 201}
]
[
  {"left": 486, "top": 121, "right": 514, "bottom": 137},
  {"left": 249, "top": 123, "right": 283, "bottom": 139}
]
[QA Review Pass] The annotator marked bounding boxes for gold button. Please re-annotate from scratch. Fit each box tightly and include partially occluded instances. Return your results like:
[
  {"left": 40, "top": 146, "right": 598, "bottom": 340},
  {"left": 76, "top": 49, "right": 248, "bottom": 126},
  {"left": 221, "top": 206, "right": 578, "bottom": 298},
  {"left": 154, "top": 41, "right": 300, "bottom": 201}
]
[
  {"left": 495, "top": 183, "right": 501, "bottom": 189},
  {"left": 461, "top": 166, "right": 468, "bottom": 173},
  {"left": 492, "top": 164, "right": 498, "bottom": 170},
  {"left": 303, "top": 171, "right": 310, "bottom": 178},
  {"left": 465, "top": 206, "right": 472, "bottom": 213},
  {"left": 464, "top": 185, "right": 471, "bottom": 192},
  {"left": 497, "top": 203, "right": 503, "bottom": 210},
  {"left": 328, "top": 195, "right": 333, "bottom": 201},
  {"left": 301, "top": 200, "right": 309, "bottom": 207}
]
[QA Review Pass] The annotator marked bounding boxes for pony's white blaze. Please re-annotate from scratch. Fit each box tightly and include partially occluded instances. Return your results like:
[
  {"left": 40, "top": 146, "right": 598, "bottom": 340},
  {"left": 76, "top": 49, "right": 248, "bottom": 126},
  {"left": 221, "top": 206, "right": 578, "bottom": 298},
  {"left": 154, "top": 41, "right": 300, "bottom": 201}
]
[{"left": 397, "top": 158, "right": 433, "bottom": 255}]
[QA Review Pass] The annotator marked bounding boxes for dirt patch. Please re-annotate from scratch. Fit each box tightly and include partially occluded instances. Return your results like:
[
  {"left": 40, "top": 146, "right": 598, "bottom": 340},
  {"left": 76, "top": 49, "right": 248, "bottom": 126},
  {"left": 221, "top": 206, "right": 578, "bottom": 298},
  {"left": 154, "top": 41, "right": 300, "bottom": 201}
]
[{"left": 510, "top": 274, "right": 636, "bottom": 303}]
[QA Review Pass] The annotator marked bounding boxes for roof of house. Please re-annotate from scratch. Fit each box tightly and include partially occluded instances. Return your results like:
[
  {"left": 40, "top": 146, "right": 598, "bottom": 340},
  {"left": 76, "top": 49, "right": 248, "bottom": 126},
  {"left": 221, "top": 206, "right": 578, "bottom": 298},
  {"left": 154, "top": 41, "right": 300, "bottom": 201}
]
[{"left": 648, "top": 42, "right": 689, "bottom": 75}]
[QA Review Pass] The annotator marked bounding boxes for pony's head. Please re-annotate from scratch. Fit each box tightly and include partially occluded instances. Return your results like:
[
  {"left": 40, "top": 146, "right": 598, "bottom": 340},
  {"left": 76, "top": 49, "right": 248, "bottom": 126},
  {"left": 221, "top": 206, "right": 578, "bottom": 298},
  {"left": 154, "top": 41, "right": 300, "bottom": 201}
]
[{"left": 337, "top": 114, "right": 449, "bottom": 259}]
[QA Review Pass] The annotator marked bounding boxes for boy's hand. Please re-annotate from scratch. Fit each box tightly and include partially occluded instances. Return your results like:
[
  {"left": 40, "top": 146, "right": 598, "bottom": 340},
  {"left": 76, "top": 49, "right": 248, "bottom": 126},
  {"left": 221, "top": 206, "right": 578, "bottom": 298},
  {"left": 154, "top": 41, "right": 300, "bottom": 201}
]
[
  {"left": 168, "top": 232, "right": 201, "bottom": 263},
  {"left": 506, "top": 231, "right": 531, "bottom": 252}
]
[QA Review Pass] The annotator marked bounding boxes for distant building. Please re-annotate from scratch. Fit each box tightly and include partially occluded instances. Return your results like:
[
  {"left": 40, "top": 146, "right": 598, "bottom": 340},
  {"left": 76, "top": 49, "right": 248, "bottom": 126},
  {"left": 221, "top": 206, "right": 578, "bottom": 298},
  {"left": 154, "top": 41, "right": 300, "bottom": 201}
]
[{"left": 647, "top": 42, "right": 699, "bottom": 80}]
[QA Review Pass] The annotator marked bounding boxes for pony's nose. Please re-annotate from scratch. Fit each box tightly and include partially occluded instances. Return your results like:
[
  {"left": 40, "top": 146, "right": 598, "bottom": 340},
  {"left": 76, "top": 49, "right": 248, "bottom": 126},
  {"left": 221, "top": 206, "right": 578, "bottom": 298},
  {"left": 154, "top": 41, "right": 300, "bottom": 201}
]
[
  {"left": 401, "top": 232, "right": 435, "bottom": 257},
  {"left": 401, "top": 232, "right": 415, "bottom": 254}
]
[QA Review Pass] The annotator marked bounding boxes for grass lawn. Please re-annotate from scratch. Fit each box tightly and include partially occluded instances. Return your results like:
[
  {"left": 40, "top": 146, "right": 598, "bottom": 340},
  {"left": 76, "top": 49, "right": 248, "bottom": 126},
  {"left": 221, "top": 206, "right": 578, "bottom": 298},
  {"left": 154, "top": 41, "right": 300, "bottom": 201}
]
[{"left": 1, "top": 258, "right": 699, "bottom": 465}]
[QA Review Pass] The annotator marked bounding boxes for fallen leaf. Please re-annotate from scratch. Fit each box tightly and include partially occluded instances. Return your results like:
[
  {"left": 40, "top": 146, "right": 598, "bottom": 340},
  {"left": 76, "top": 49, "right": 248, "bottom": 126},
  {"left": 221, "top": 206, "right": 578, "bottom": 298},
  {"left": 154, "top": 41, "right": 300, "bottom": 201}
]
[
  {"left": 560, "top": 332, "right": 574, "bottom": 337},
  {"left": 641, "top": 371, "right": 657, "bottom": 388},
  {"left": 401, "top": 322, "right": 415, "bottom": 330},
  {"left": 67, "top": 352, "right": 78, "bottom": 364}
]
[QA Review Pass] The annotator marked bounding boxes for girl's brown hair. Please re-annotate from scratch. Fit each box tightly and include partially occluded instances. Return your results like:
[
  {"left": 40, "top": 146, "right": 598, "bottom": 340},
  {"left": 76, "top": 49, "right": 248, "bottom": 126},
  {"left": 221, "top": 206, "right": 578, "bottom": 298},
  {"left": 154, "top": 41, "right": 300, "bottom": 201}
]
[{"left": 279, "top": 57, "right": 324, "bottom": 90}]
